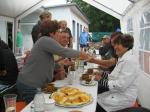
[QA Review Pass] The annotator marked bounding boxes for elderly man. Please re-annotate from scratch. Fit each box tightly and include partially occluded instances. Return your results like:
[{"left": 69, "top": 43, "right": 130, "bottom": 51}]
[
  {"left": 31, "top": 11, "right": 52, "bottom": 43},
  {"left": 54, "top": 29, "right": 74, "bottom": 80},
  {"left": 59, "top": 20, "right": 73, "bottom": 48}
]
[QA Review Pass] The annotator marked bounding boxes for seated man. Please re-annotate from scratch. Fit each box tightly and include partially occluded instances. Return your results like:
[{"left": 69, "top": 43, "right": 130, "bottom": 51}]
[
  {"left": 98, "top": 33, "right": 122, "bottom": 72},
  {"left": 53, "top": 29, "right": 74, "bottom": 81},
  {"left": 59, "top": 20, "right": 73, "bottom": 48},
  {"left": 99, "top": 35, "right": 112, "bottom": 60}
]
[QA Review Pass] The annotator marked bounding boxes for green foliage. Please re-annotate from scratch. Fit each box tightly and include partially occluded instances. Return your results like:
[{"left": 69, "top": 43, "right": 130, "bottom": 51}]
[
  {"left": 92, "top": 32, "right": 112, "bottom": 42},
  {"left": 71, "top": 0, "right": 120, "bottom": 32}
]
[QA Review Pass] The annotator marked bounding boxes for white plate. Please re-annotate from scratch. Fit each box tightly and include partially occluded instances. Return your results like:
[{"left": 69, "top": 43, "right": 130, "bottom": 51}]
[
  {"left": 80, "top": 80, "right": 97, "bottom": 86},
  {"left": 54, "top": 96, "right": 93, "bottom": 108}
]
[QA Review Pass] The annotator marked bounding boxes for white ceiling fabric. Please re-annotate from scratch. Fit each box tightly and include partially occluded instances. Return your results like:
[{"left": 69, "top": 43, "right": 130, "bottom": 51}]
[
  {"left": 0, "top": 0, "right": 140, "bottom": 20},
  {"left": 0, "top": 0, "right": 66, "bottom": 19},
  {"left": 93, "top": 0, "right": 131, "bottom": 15},
  {"left": 0, "top": 0, "right": 42, "bottom": 18}
]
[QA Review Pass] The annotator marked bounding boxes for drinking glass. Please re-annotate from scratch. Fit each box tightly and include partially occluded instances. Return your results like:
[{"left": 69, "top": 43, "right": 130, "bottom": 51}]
[
  {"left": 67, "top": 69, "right": 76, "bottom": 85},
  {"left": 3, "top": 94, "right": 17, "bottom": 112},
  {"left": 33, "top": 89, "right": 45, "bottom": 112},
  {"left": 78, "top": 65, "right": 84, "bottom": 73}
]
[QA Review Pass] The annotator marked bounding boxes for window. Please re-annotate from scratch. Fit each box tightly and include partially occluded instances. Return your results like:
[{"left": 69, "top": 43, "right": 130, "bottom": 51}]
[
  {"left": 139, "top": 9, "right": 150, "bottom": 50},
  {"left": 139, "top": 8, "right": 150, "bottom": 75},
  {"left": 126, "top": 18, "right": 134, "bottom": 36},
  {"left": 139, "top": 28, "right": 150, "bottom": 50},
  {"left": 77, "top": 23, "right": 79, "bottom": 50},
  {"left": 140, "top": 10, "right": 150, "bottom": 28},
  {"left": 77, "top": 23, "right": 79, "bottom": 38},
  {"left": 72, "top": 20, "right": 76, "bottom": 38},
  {"left": 80, "top": 24, "right": 82, "bottom": 35},
  {"left": 20, "top": 24, "right": 35, "bottom": 51}
]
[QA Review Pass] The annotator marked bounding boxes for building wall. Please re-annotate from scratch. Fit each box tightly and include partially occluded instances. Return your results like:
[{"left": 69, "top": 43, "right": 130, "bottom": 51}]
[
  {"left": 121, "top": 0, "right": 150, "bottom": 109},
  {"left": 70, "top": 10, "right": 88, "bottom": 49},
  {"left": 49, "top": 7, "right": 71, "bottom": 24},
  {"left": 48, "top": 6, "right": 88, "bottom": 50},
  {"left": 20, "top": 6, "right": 88, "bottom": 51}
]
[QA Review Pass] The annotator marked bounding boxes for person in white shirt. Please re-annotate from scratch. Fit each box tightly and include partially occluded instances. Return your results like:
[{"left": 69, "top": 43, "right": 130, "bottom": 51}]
[{"left": 89, "top": 34, "right": 139, "bottom": 112}]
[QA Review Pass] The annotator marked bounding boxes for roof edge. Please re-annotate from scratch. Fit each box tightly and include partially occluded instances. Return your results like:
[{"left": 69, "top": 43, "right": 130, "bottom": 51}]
[{"left": 45, "top": 3, "right": 90, "bottom": 23}]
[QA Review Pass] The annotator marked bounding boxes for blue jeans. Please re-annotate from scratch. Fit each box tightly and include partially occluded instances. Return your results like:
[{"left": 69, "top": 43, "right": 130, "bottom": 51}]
[{"left": 16, "top": 81, "right": 37, "bottom": 104}]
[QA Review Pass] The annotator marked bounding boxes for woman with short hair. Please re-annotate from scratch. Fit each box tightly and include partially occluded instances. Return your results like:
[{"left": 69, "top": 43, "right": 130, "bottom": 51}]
[
  {"left": 17, "top": 20, "right": 89, "bottom": 103},
  {"left": 89, "top": 34, "right": 139, "bottom": 112}
]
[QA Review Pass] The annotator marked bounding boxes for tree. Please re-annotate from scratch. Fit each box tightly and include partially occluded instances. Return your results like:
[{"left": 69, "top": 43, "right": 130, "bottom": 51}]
[{"left": 71, "top": 0, "right": 120, "bottom": 32}]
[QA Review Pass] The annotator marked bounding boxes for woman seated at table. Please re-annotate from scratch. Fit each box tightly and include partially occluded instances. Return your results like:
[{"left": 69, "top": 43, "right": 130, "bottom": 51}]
[
  {"left": 94, "top": 32, "right": 122, "bottom": 94},
  {"left": 89, "top": 34, "right": 139, "bottom": 112},
  {"left": 16, "top": 20, "right": 90, "bottom": 104}
]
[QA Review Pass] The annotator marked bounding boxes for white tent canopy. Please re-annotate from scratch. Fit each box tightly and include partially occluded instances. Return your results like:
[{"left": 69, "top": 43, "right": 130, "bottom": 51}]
[
  {"left": 0, "top": 0, "right": 66, "bottom": 19},
  {"left": 82, "top": 0, "right": 140, "bottom": 19},
  {"left": 0, "top": 0, "right": 42, "bottom": 18},
  {"left": 0, "top": 0, "right": 140, "bottom": 20}
]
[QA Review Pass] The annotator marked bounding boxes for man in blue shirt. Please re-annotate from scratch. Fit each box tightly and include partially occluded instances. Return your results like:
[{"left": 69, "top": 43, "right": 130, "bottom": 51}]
[{"left": 79, "top": 27, "right": 89, "bottom": 52}]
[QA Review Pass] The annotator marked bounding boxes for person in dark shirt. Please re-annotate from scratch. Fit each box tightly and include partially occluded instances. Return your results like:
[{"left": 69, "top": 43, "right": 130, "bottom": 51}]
[
  {"left": 98, "top": 34, "right": 117, "bottom": 72},
  {"left": 0, "top": 38, "right": 18, "bottom": 84},
  {"left": 0, "top": 48, "right": 6, "bottom": 76},
  {"left": 31, "top": 11, "right": 52, "bottom": 44},
  {"left": 0, "top": 38, "right": 7, "bottom": 76},
  {"left": 99, "top": 35, "right": 112, "bottom": 60}
]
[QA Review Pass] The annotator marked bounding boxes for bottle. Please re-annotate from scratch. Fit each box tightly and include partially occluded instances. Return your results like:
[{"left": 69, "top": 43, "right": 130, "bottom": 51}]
[
  {"left": 70, "top": 64, "right": 76, "bottom": 71},
  {"left": 33, "top": 88, "right": 45, "bottom": 112},
  {"left": 67, "top": 65, "right": 76, "bottom": 85},
  {"left": 93, "top": 49, "right": 96, "bottom": 55}
]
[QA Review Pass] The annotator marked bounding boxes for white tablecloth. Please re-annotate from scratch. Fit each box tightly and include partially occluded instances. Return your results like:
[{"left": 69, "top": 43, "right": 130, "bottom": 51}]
[{"left": 21, "top": 67, "right": 98, "bottom": 112}]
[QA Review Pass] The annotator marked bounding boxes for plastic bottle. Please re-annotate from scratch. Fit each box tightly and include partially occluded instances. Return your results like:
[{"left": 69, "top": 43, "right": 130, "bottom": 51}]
[{"left": 33, "top": 88, "right": 45, "bottom": 112}]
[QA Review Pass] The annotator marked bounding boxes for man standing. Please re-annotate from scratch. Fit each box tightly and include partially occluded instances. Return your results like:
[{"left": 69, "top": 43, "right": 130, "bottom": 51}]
[
  {"left": 79, "top": 27, "right": 90, "bottom": 52},
  {"left": 31, "top": 11, "right": 52, "bottom": 44}
]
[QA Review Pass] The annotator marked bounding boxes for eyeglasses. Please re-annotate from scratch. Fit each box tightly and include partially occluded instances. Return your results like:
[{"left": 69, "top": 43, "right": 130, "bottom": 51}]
[
  {"left": 57, "top": 29, "right": 63, "bottom": 33},
  {"left": 57, "top": 29, "right": 68, "bottom": 33}
]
